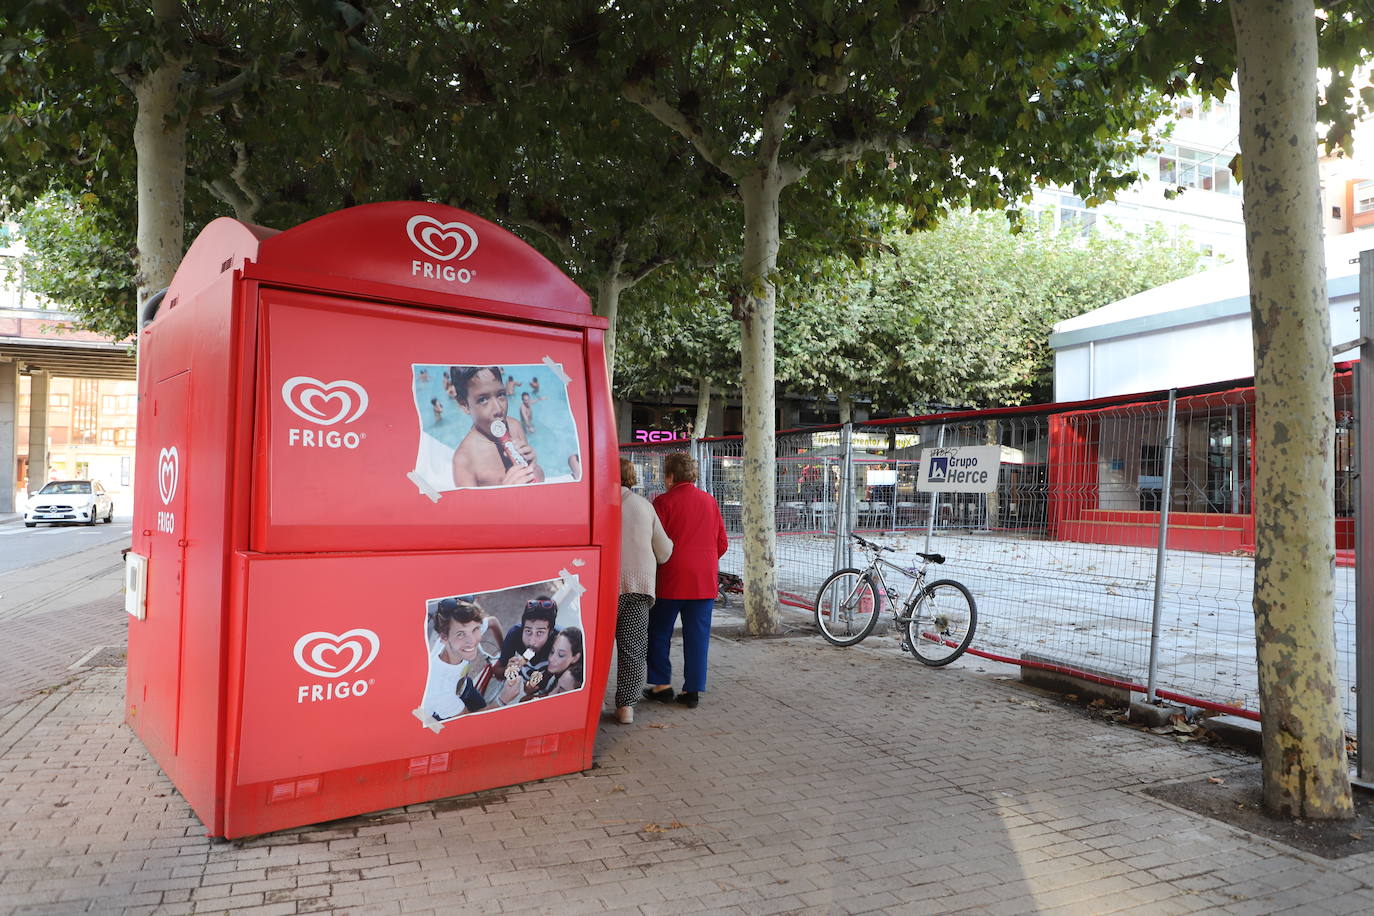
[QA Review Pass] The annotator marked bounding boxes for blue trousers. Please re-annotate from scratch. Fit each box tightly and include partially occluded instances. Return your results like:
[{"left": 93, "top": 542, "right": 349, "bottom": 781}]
[{"left": 646, "top": 598, "right": 714, "bottom": 693}]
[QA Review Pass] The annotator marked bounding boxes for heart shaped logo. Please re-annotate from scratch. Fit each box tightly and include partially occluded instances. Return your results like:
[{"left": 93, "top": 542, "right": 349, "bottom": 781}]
[
  {"left": 158, "top": 447, "right": 179, "bottom": 506},
  {"left": 406, "top": 215, "right": 479, "bottom": 262},
  {"left": 281, "top": 377, "right": 369, "bottom": 426},
  {"left": 293, "top": 629, "right": 381, "bottom": 678}
]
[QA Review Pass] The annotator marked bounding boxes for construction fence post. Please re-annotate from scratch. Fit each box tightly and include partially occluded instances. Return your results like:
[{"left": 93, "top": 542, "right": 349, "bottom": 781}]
[{"left": 1146, "top": 389, "right": 1178, "bottom": 704}]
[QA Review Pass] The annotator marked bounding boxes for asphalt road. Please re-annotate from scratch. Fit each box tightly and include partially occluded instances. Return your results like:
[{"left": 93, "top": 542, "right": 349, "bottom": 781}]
[{"left": 0, "top": 516, "right": 133, "bottom": 576}]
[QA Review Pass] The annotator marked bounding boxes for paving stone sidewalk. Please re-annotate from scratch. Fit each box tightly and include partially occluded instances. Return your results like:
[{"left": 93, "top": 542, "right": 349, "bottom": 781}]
[{"left": 2, "top": 609, "right": 1374, "bottom": 916}]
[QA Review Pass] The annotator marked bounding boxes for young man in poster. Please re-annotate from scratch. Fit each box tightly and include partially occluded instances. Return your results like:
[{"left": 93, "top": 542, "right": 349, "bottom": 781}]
[{"left": 449, "top": 365, "right": 545, "bottom": 487}]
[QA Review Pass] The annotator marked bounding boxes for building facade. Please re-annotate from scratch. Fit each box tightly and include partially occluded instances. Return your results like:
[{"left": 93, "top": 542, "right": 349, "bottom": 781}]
[
  {"left": 12, "top": 374, "right": 138, "bottom": 506},
  {"left": 1031, "top": 96, "right": 1247, "bottom": 261},
  {"left": 1, "top": 227, "right": 136, "bottom": 513}
]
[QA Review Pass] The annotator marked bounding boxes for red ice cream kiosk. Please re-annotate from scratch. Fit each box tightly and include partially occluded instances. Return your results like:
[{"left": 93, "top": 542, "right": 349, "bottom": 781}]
[{"left": 124, "top": 202, "right": 620, "bottom": 838}]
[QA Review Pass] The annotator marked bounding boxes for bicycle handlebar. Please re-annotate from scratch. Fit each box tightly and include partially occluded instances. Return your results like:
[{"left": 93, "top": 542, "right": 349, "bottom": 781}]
[
  {"left": 849, "top": 533, "right": 944, "bottom": 564},
  {"left": 850, "top": 533, "right": 895, "bottom": 552}
]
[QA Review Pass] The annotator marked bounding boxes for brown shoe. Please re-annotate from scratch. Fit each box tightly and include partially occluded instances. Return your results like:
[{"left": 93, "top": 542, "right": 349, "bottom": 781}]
[{"left": 616, "top": 706, "right": 634, "bottom": 724}]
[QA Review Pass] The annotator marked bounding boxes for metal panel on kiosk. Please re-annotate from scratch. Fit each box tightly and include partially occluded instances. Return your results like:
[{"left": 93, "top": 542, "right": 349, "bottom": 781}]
[
  {"left": 250, "top": 289, "right": 591, "bottom": 553},
  {"left": 223, "top": 548, "right": 601, "bottom": 837},
  {"left": 127, "top": 369, "right": 192, "bottom": 762}
]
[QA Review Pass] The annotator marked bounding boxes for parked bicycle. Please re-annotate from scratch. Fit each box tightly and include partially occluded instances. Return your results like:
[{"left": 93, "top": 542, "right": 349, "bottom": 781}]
[{"left": 813, "top": 533, "right": 977, "bottom": 666}]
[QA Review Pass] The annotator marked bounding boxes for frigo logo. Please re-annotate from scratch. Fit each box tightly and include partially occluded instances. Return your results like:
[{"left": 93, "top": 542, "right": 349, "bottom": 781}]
[
  {"left": 406, "top": 214, "right": 479, "bottom": 284},
  {"left": 293, "top": 629, "right": 380, "bottom": 704},
  {"left": 156, "top": 446, "right": 179, "bottom": 534},
  {"left": 406, "top": 215, "right": 478, "bottom": 261},
  {"left": 157, "top": 446, "right": 179, "bottom": 505},
  {"left": 282, "top": 376, "right": 368, "bottom": 449}
]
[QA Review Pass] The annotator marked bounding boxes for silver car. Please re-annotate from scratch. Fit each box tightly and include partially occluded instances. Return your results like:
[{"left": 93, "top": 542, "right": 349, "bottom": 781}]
[{"left": 24, "top": 480, "right": 115, "bottom": 527}]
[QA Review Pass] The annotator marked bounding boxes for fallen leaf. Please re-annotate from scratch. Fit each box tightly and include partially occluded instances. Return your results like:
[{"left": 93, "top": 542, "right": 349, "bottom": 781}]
[
  {"left": 1350, "top": 833, "right": 1364, "bottom": 840},
  {"left": 1207, "top": 777, "right": 1225, "bottom": 785}
]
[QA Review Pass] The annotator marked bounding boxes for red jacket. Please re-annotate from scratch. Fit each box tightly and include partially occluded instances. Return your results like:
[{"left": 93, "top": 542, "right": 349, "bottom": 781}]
[{"left": 653, "top": 482, "right": 729, "bottom": 600}]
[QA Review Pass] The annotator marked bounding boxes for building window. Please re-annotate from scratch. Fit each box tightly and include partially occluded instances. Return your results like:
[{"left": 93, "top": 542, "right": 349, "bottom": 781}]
[
  {"left": 1032, "top": 192, "right": 1098, "bottom": 236},
  {"left": 71, "top": 379, "right": 98, "bottom": 445},
  {"left": 1172, "top": 96, "right": 1237, "bottom": 126},
  {"left": 100, "top": 394, "right": 136, "bottom": 414},
  {"left": 1057, "top": 194, "right": 1097, "bottom": 235},
  {"left": 49, "top": 393, "right": 70, "bottom": 408},
  {"left": 1157, "top": 143, "right": 1240, "bottom": 196},
  {"left": 1355, "top": 180, "right": 1374, "bottom": 214}
]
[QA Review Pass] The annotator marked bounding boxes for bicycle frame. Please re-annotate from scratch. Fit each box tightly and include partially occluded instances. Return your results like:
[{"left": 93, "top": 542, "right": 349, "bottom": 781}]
[{"left": 863, "top": 554, "right": 929, "bottom": 623}]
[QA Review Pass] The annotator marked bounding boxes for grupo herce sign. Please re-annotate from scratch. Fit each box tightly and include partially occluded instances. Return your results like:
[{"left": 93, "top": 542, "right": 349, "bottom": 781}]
[{"left": 916, "top": 445, "right": 1001, "bottom": 494}]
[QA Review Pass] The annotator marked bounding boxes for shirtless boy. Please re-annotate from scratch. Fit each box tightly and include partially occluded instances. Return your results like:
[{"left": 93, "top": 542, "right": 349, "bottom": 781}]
[
  {"left": 519, "top": 391, "right": 546, "bottom": 435},
  {"left": 450, "top": 366, "right": 545, "bottom": 487}
]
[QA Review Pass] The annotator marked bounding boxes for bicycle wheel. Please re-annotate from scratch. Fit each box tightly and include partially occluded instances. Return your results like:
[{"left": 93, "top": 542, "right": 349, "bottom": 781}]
[
  {"left": 814, "top": 569, "right": 882, "bottom": 647},
  {"left": 905, "top": 579, "right": 976, "bottom": 666}
]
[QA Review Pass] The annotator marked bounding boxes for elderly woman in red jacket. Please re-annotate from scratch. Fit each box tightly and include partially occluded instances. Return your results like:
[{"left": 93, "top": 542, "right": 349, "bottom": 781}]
[{"left": 643, "top": 452, "right": 729, "bottom": 709}]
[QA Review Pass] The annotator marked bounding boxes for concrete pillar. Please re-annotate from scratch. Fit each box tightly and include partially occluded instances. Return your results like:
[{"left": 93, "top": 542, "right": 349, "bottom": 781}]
[
  {"left": 0, "top": 359, "right": 16, "bottom": 513},
  {"left": 614, "top": 399, "right": 633, "bottom": 445},
  {"left": 25, "top": 370, "right": 49, "bottom": 490},
  {"left": 706, "top": 394, "right": 725, "bottom": 437},
  {"left": 778, "top": 397, "right": 802, "bottom": 431}
]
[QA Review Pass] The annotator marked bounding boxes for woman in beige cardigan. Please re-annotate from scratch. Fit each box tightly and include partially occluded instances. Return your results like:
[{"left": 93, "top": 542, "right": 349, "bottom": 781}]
[{"left": 616, "top": 458, "right": 674, "bottom": 724}]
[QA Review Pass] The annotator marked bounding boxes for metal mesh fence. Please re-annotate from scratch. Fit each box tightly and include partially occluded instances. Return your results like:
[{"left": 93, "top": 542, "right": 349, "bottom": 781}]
[{"left": 619, "top": 370, "right": 1359, "bottom": 733}]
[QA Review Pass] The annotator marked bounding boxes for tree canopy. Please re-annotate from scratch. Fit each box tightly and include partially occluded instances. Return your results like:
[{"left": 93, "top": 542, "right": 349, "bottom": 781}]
[{"left": 617, "top": 212, "right": 1209, "bottom": 417}]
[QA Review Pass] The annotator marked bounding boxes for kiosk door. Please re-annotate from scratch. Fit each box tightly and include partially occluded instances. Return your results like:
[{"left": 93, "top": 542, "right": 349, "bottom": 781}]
[{"left": 129, "top": 370, "right": 193, "bottom": 759}]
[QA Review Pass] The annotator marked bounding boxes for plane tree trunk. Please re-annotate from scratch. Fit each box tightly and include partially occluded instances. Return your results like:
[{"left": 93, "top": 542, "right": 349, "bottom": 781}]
[{"left": 1231, "top": 0, "right": 1353, "bottom": 820}]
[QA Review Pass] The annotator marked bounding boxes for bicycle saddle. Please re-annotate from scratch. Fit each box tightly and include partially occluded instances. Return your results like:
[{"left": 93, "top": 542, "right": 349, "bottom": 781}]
[{"left": 915, "top": 552, "right": 945, "bottom": 564}]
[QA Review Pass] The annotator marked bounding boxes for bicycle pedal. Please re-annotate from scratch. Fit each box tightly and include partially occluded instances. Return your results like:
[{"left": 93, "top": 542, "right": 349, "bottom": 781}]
[{"left": 899, "top": 639, "right": 912, "bottom": 652}]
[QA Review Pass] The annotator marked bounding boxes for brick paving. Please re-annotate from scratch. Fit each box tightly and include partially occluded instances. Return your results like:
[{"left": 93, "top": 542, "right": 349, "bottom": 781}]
[
  {"left": 1, "top": 552, "right": 1373, "bottom": 913},
  {"left": 0, "top": 597, "right": 127, "bottom": 708}
]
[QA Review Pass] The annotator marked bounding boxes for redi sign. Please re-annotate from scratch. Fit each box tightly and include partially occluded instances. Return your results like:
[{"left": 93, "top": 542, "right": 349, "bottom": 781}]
[
  {"left": 917, "top": 445, "right": 1002, "bottom": 494},
  {"left": 125, "top": 203, "right": 619, "bottom": 838}
]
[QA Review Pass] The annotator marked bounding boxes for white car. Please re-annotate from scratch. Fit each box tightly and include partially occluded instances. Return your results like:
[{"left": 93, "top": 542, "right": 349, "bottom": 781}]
[{"left": 24, "top": 480, "right": 115, "bottom": 527}]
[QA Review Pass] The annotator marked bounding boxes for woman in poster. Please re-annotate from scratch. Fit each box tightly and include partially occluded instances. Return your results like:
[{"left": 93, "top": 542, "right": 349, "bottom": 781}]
[{"left": 517, "top": 627, "right": 584, "bottom": 702}]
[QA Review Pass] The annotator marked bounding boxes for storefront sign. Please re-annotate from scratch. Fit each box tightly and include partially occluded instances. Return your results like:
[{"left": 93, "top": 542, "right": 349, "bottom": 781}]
[{"left": 917, "top": 445, "right": 1001, "bottom": 493}]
